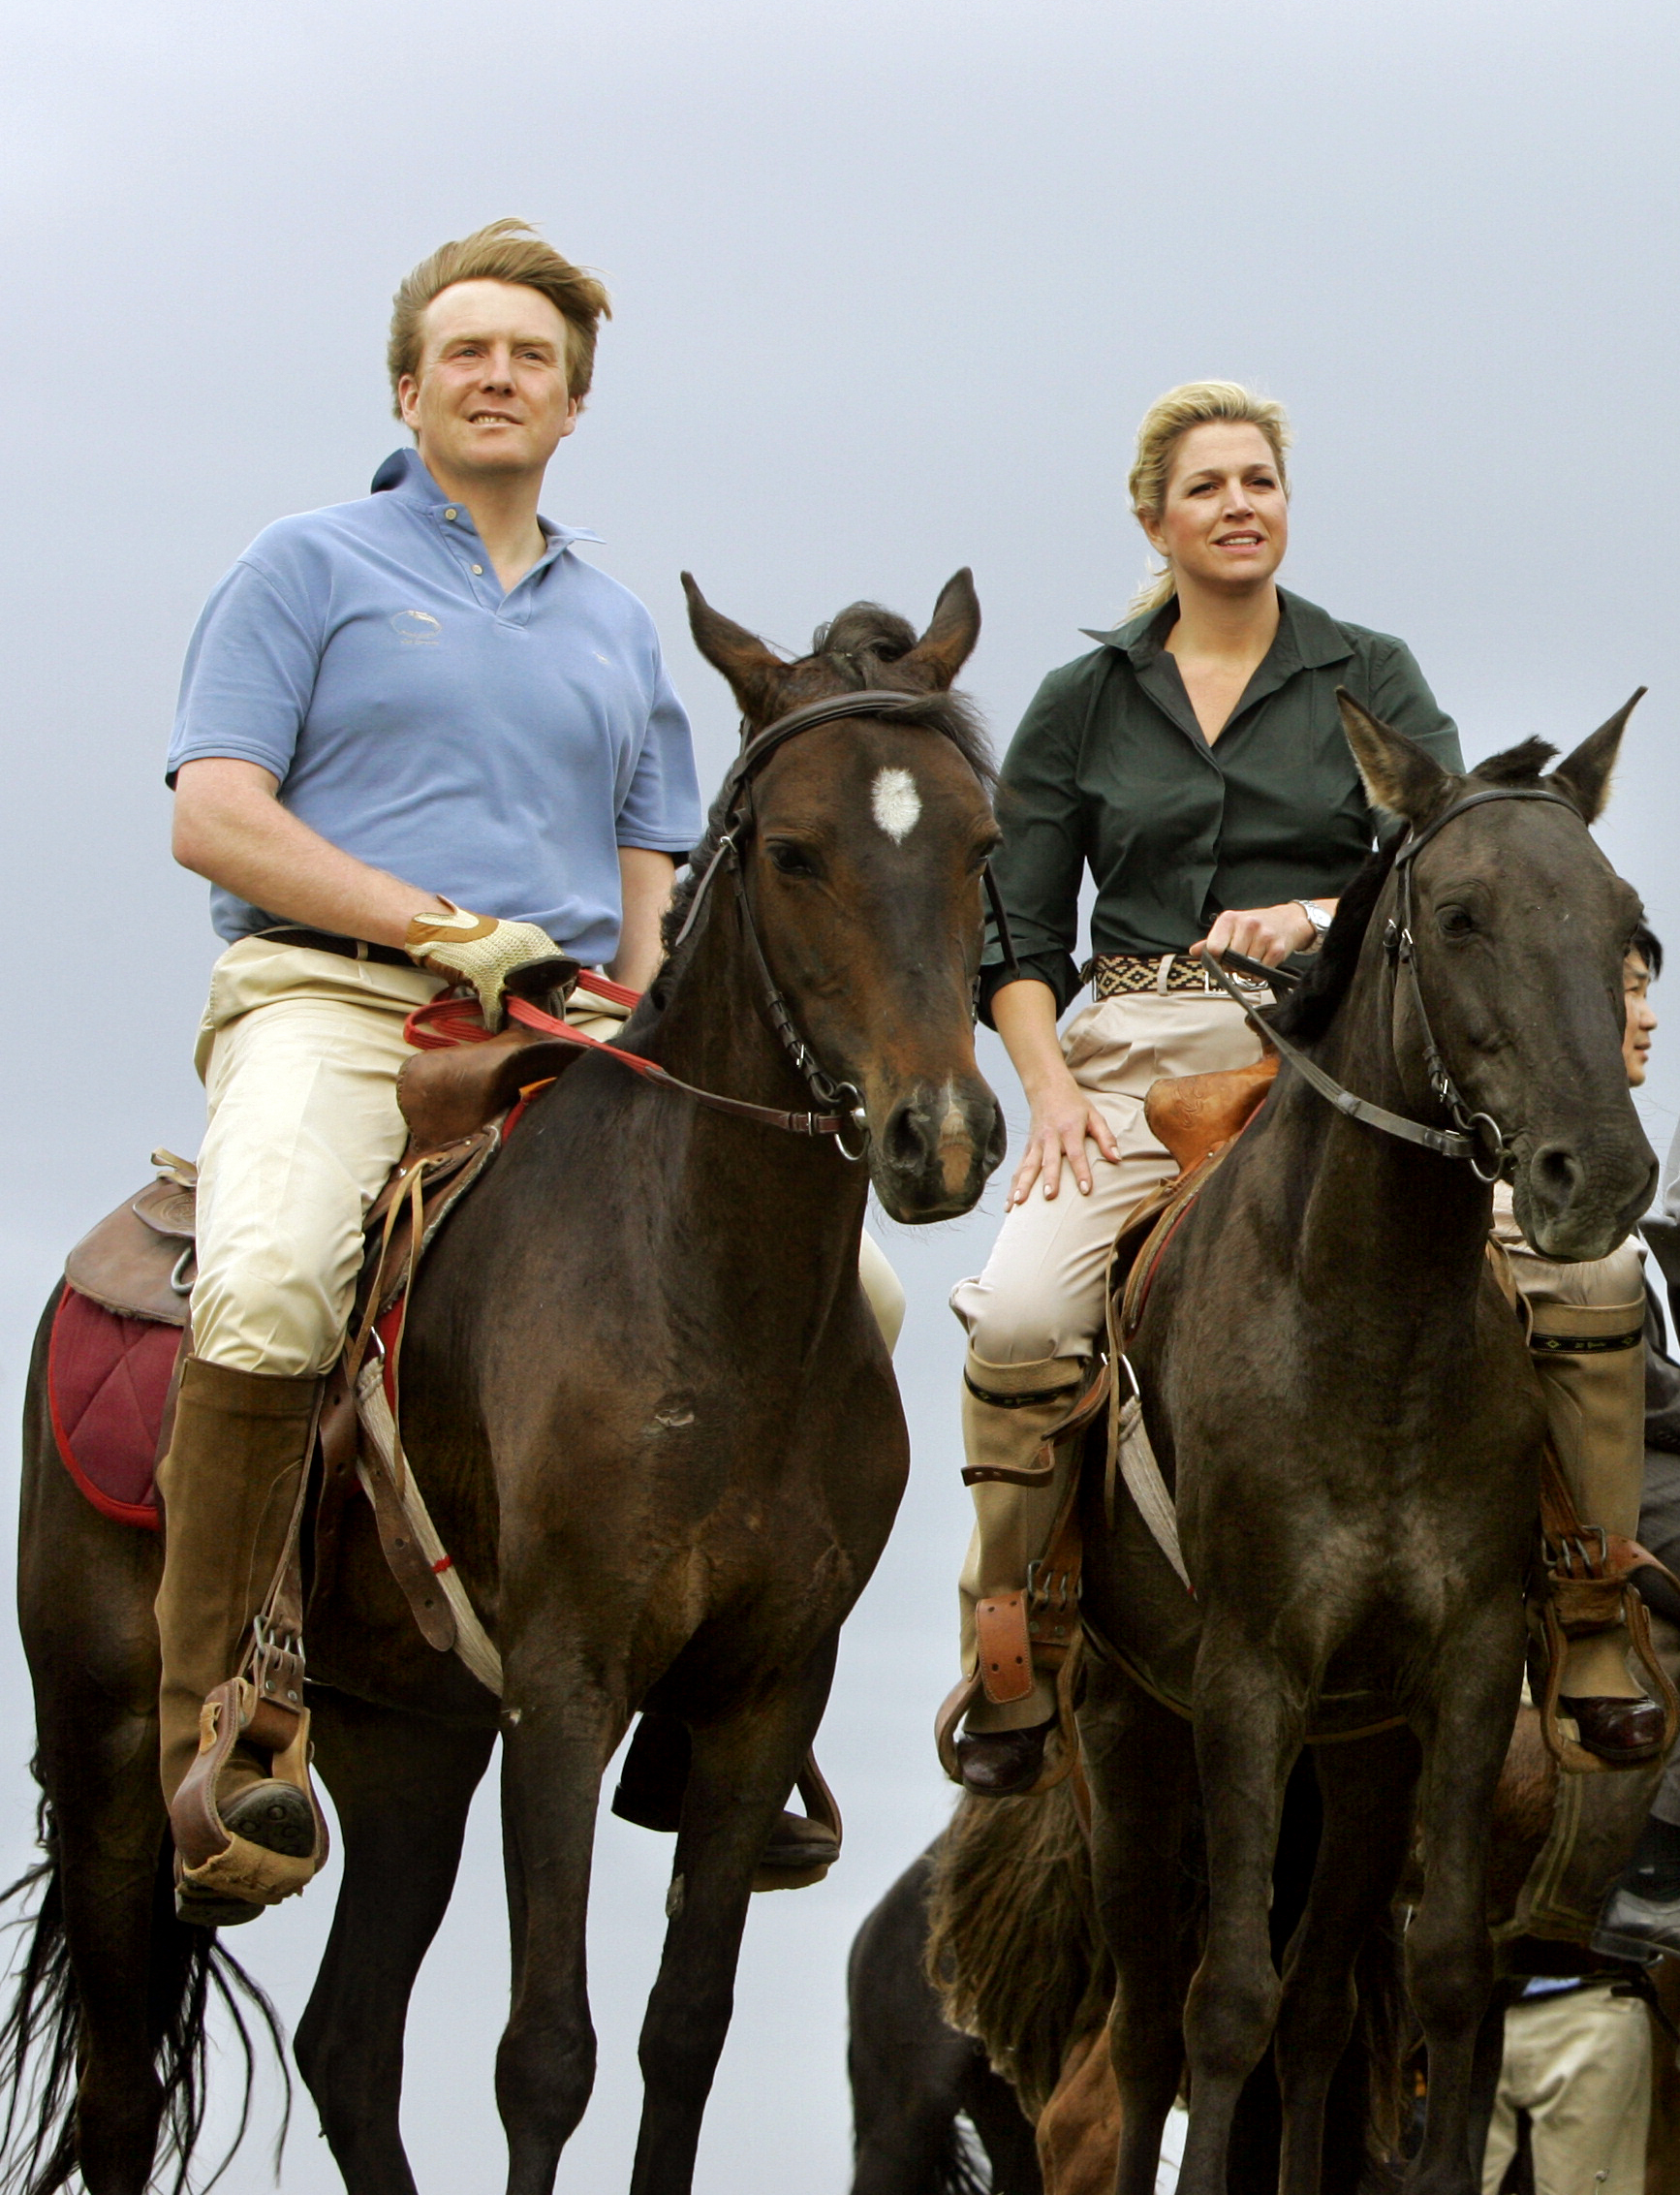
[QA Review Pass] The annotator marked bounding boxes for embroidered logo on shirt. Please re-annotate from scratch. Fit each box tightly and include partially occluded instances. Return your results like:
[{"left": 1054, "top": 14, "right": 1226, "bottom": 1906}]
[{"left": 391, "top": 610, "right": 443, "bottom": 645}]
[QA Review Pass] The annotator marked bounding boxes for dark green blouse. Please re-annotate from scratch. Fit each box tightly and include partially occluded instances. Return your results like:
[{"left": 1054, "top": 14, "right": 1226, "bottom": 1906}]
[{"left": 980, "top": 587, "right": 1464, "bottom": 1019}]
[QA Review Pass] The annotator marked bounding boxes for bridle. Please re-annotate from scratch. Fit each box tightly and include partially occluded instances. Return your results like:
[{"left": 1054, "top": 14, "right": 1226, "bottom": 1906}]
[
  {"left": 668, "top": 686, "right": 1015, "bottom": 1158},
  {"left": 427, "top": 687, "right": 1010, "bottom": 1159},
  {"left": 1204, "top": 784, "right": 1583, "bottom": 1184}
]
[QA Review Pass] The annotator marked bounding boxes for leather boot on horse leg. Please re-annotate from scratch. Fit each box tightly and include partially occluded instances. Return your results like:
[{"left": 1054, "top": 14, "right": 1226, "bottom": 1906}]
[
  {"left": 154, "top": 1356, "right": 325, "bottom": 1926},
  {"left": 1530, "top": 1294, "right": 1665, "bottom": 1759},
  {"left": 951, "top": 1350, "right": 1086, "bottom": 1796}
]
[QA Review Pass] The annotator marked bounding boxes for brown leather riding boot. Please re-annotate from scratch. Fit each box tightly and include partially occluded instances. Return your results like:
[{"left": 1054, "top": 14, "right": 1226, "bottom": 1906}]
[
  {"left": 1532, "top": 1298, "right": 1666, "bottom": 1760},
  {"left": 951, "top": 1351, "right": 1085, "bottom": 1792},
  {"left": 154, "top": 1357, "right": 323, "bottom": 1920}
]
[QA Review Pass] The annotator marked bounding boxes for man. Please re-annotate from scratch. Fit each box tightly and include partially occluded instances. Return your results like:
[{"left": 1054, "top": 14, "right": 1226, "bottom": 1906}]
[{"left": 160, "top": 220, "right": 701, "bottom": 1923}]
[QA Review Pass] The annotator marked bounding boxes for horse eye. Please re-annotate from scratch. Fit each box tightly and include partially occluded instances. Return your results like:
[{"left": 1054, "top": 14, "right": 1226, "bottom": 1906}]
[
  {"left": 1437, "top": 904, "right": 1478, "bottom": 939},
  {"left": 767, "top": 841, "right": 816, "bottom": 878}
]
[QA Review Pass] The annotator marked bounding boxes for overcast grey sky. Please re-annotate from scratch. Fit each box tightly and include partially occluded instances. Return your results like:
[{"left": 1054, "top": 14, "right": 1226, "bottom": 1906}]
[{"left": 4, "top": 1, "right": 1679, "bottom": 2187}]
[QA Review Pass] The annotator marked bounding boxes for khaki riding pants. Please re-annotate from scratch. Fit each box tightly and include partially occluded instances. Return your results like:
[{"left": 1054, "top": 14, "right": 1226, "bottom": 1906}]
[
  {"left": 191, "top": 937, "right": 905, "bottom": 1380},
  {"left": 1481, "top": 1982, "right": 1650, "bottom": 2195},
  {"left": 950, "top": 979, "right": 1267, "bottom": 1730}
]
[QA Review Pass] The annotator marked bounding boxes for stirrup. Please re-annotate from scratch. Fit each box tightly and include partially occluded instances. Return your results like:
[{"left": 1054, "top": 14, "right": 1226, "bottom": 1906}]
[{"left": 170, "top": 1678, "right": 328, "bottom": 1912}]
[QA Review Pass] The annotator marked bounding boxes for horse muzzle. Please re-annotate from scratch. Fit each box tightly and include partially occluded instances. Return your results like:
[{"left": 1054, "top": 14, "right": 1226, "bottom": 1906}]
[
  {"left": 869, "top": 1077, "right": 1005, "bottom": 1223},
  {"left": 1509, "top": 1133, "right": 1659, "bottom": 1263}
]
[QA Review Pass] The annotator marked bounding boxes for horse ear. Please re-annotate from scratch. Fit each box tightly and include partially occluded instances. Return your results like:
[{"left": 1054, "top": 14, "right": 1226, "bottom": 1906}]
[
  {"left": 900, "top": 569, "right": 981, "bottom": 690},
  {"left": 1336, "top": 689, "right": 1453, "bottom": 823},
  {"left": 1548, "top": 689, "right": 1644, "bottom": 825},
  {"left": 682, "top": 573, "right": 789, "bottom": 728}
]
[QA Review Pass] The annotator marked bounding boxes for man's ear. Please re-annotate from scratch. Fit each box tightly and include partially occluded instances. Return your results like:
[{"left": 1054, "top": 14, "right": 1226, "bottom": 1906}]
[
  {"left": 682, "top": 574, "right": 790, "bottom": 730},
  {"left": 1548, "top": 689, "right": 1644, "bottom": 825},
  {"left": 898, "top": 569, "right": 981, "bottom": 691},
  {"left": 1336, "top": 690, "right": 1454, "bottom": 823}
]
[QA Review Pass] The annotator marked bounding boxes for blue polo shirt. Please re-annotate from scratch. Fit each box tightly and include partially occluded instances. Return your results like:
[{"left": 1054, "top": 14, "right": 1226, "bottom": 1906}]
[{"left": 166, "top": 448, "right": 702, "bottom": 960}]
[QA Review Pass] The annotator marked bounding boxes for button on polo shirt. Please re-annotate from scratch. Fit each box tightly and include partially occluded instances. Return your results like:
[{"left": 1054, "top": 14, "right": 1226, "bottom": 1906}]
[{"left": 166, "top": 448, "right": 702, "bottom": 961}]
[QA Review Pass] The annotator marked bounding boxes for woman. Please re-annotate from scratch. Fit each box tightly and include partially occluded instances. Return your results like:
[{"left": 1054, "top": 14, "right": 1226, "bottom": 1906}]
[
  {"left": 949, "top": 383, "right": 1664, "bottom": 1795},
  {"left": 946, "top": 380, "right": 1468, "bottom": 1794}
]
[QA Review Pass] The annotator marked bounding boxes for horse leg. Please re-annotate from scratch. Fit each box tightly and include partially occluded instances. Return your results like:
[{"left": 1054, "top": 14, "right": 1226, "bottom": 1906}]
[
  {"left": 1176, "top": 1637, "right": 1304, "bottom": 2195},
  {"left": 1272, "top": 1727, "right": 1419, "bottom": 2195},
  {"left": 293, "top": 1691, "right": 495, "bottom": 2194},
  {"left": 494, "top": 1666, "right": 625, "bottom": 2195},
  {"left": 1078, "top": 1659, "right": 1193, "bottom": 2195},
  {"left": 1402, "top": 1613, "right": 1525, "bottom": 2195},
  {"left": 630, "top": 1644, "right": 837, "bottom": 2195}
]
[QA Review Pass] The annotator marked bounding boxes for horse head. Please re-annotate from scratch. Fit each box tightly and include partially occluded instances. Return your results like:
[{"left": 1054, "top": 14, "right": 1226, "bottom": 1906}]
[
  {"left": 1338, "top": 690, "right": 1658, "bottom": 1260},
  {"left": 679, "top": 569, "right": 1006, "bottom": 1221}
]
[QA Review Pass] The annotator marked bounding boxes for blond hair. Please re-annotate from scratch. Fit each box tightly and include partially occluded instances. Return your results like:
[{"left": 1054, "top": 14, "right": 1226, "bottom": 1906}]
[
  {"left": 387, "top": 218, "right": 612, "bottom": 419},
  {"left": 1124, "top": 381, "right": 1292, "bottom": 618}
]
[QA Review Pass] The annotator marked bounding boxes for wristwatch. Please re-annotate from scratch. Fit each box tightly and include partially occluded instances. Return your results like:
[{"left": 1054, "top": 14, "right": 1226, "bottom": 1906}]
[{"left": 1294, "top": 898, "right": 1332, "bottom": 948}]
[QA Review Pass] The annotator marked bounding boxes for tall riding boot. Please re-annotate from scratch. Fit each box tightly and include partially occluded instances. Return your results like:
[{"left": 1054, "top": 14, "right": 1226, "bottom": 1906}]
[
  {"left": 953, "top": 1350, "right": 1086, "bottom": 1795},
  {"left": 154, "top": 1356, "right": 324, "bottom": 1924},
  {"left": 1531, "top": 1294, "right": 1664, "bottom": 1756}
]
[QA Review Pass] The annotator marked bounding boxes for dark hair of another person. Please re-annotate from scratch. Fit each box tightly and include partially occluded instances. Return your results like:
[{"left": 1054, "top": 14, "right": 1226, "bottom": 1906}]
[{"left": 1634, "top": 922, "right": 1664, "bottom": 981}]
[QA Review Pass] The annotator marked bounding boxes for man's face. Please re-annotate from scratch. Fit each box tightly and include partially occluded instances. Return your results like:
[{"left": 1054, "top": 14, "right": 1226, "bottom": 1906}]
[
  {"left": 398, "top": 278, "right": 579, "bottom": 486},
  {"left": 1623, "top": 950, "right": 1658, "bottom": 1086}
]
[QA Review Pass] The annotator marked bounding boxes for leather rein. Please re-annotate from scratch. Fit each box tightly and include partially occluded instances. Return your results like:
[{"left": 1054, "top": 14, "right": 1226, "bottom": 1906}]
[
  {"left": 1202, "top": 784, "right": 1582, "bottom": 1184},
  {"left": 416, "top": 687, "right": 1013, "bottom": 1158}
]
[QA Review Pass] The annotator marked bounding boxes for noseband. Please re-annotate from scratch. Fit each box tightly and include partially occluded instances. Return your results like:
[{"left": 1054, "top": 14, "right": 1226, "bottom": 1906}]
[
  {"left": 1205, "top": 784, "right": 1582, "bottom": 1183},
  {"left": 669, "top": 686, "right": 1013, "bottom": 1159}
]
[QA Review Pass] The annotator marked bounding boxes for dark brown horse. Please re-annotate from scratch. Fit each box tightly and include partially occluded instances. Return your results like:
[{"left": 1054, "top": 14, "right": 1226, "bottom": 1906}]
[
  {"left": 8, "top": 574, "right": 1005, "bottom": 2195},
  {"left": 1079, "top": 699, "right": 1656, "bottom": 2195}
]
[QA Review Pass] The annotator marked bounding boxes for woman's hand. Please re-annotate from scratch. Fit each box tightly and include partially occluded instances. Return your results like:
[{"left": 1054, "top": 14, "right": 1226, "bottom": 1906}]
[
  {"left": 991, "top": 977, "right": 1122, "bottom": 1205},
  {"left": 1010, "top": 1067, "right": 1122, "bottom": 1205},
  {"left": 1191, "top": 900, "right": 1320, "bottom": 968}
]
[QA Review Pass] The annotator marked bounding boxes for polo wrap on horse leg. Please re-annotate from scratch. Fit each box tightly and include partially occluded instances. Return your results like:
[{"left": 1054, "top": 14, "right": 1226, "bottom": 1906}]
[{"left": 154, "top": 1356, "right": 329, "bottom": 1913}]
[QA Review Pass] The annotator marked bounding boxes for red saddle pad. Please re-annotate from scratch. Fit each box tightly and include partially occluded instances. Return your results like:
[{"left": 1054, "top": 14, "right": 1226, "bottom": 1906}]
[{"left": 47, "top": 1285, "right": 178, "bottom": 1528}]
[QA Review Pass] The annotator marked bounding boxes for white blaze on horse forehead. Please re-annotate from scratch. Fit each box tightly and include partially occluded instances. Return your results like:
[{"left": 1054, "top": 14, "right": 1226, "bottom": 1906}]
[{"left": 871, "top": 766, "right": 922, "bottom": 843}]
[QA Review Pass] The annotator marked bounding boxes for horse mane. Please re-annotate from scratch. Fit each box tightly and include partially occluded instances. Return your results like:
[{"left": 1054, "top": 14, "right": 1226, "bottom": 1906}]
[
  {"left": 657, "top": 601, "right": 994, "bottom": 984},
  {"left": 1266, "top": 735, "right": 1565, "bottom": 1046}
]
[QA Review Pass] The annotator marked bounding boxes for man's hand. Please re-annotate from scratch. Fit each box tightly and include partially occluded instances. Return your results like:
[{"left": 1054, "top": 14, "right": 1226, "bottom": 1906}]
[
  {"left": 405, "top": 901, "right": 566, "bottom": 1029},
  {"left": 1191, "top": 901, "right": 1321, "bottom": 969}
]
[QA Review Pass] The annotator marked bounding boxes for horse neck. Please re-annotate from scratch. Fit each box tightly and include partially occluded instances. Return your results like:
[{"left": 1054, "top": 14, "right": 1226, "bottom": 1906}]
[{"left": 1271, "top": 925, "right": 1494, "bottom": 1329}]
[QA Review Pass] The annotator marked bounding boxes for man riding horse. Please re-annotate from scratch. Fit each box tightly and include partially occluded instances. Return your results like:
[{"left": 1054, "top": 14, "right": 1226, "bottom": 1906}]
[
  {"left": 157, "top": 221, "right": 905, "bottom": 1928},
  {"left": 156, "top": 219, "right": 701, "bottom": 1921}
]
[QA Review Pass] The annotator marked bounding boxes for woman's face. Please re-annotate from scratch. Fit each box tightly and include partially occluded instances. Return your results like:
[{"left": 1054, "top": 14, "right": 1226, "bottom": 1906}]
[{"left": 1141, "top": 422, "right": 1289, "bottom": 597}]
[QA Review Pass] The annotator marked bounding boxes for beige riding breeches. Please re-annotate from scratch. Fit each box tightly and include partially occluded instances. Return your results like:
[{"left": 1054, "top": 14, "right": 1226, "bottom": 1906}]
[
  {"left": 1481, "top": 1982, "right": 1651, "bottom": 2195},
  {"left": 191, "top": 937, "right": 905, "bottom": 1379},
  {"left": 950, "top": 978, "right": 1268, "bottom": 1729}
]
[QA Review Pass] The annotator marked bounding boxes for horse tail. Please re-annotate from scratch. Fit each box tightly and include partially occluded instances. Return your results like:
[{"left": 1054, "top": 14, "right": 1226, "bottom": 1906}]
[
  {"left": 924, "top": 1782, "right": 1113, "bottom": 2122},
  {"left": 0, "top": 1772, "right": 290, "bottom": 2195}
]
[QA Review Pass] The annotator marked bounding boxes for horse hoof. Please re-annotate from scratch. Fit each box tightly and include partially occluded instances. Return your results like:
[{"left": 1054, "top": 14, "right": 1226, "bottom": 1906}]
[
  {"left": 1559, "top": 1693, "right": 1667, "bottom": 1763},
  {"left": 954, "top": 1723, "right": 1049, "bottom": 1796}
]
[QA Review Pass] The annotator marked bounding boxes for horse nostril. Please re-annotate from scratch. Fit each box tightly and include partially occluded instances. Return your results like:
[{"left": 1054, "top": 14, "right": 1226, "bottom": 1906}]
[
  {"left": 883, "top": 1101, "right": 929, "bottom": 1174},
  {"left": 1530, "top": 1141, "right": 1586, "bottom": 1212}
]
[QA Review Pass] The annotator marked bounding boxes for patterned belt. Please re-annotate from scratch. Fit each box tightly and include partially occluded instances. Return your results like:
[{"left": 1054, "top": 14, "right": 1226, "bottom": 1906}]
[{"left": 1086, "top": 953, "right": 1271, "bottom": 1000}]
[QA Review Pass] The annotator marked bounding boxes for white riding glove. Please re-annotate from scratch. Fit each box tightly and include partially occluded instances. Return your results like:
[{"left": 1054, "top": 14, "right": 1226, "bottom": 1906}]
[{"left": 405, "top": 900, "right": 565, "bottom": 1030}]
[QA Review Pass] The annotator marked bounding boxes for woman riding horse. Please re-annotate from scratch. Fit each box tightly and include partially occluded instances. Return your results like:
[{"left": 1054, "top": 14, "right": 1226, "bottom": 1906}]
[{"left": 947, "top": 378, "right": 1661, "bottom": 1796}]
